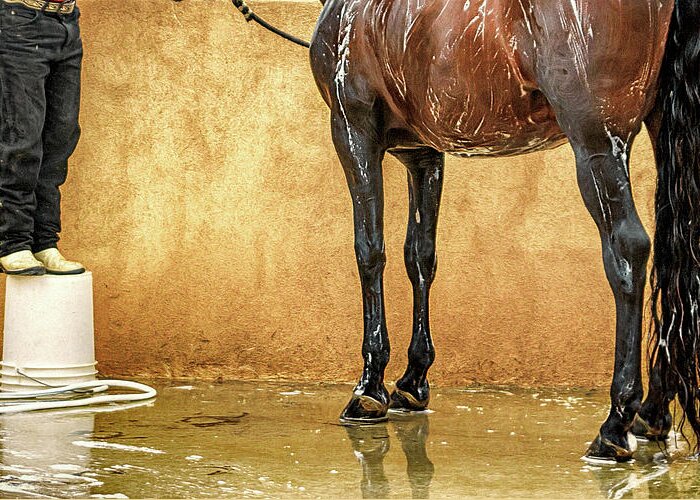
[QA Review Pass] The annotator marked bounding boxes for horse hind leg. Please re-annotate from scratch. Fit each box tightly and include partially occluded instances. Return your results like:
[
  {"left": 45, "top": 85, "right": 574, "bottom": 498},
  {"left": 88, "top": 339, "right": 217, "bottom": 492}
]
[
  {"left": 630, "top": 111, "right": 674, "bottom": 442},
  {"left": 390, "top": 148, "right": 444, "bottom": 411},
  {"left": 539, "top": 96, "right": 649, "bottom": 460},
  {"left": 564, "top": 122, "right": 650, "bottom": 462},
  {"left": 632, "top": 345, "right": 674, "bottom": 442},
  {"left": 631, "top": 357, "right": 674, "bottom": 442}
]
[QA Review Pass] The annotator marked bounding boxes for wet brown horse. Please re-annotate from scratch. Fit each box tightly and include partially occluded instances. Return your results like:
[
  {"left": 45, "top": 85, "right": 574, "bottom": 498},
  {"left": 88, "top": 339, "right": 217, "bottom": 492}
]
[{"left": 309, "top": 0, "right": 700, "bottom": 461}]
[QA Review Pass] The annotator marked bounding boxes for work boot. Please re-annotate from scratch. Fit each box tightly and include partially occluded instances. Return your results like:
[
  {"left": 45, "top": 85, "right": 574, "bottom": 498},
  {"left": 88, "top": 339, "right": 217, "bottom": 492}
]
[
  {"left": 33, "top": 248, "right": 85, "bottom": 275},
  {"left": 0, "top": 250, "right": 46, "bottom": 275}
]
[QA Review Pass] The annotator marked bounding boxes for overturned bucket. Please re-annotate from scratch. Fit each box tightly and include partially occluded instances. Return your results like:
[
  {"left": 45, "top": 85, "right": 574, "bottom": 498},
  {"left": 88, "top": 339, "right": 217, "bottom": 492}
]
[{"left": 1, "top": 272, "right": 97, "bottom": 391}]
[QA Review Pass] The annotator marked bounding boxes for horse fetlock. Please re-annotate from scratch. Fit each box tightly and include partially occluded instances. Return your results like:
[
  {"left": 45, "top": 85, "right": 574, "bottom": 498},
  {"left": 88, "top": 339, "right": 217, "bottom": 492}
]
[
  {"left": 406, "top": 344, "right": 434, "bottom": 373},
  {"left": 341, "top": 387, "right": 390, "bottom": 423},
  {"left": 389, "top": 388, "right": 430, "bottom": 412},
  {"left": 633, "top": 406, "right": 672, "bottom": 441},
  {"left": 362, "top": 350, "right": 390, "bottom": 374},
  {"left": 611, "top": 382, "right": 643, "bottom": 417},
  {"left": 390, "top": 375, "right": 430, "bottom": 411},
  {"left": 602, "top": 404, "right": 639, "bottom": 439},
  {"left": 586, "top": 432, "right": 637, "bottom": 462},
  {"left": 397, "top": 365, "right": 430, "bottom": 390},
  {"left": 354, "top": 377, "right": 390, "bottom": 402},
  {"left": 590, "top": 412, "right": 638, "bottom": 458}
]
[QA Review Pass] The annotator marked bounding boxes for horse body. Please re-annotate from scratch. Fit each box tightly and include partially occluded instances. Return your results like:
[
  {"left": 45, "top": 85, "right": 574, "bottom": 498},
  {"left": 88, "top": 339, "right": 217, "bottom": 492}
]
[
  {"left": 310, "top": 0, "right": 699, "bottom": 462},
  {"left": 315, "top": 0, "right": 672, "bottom": 156}
]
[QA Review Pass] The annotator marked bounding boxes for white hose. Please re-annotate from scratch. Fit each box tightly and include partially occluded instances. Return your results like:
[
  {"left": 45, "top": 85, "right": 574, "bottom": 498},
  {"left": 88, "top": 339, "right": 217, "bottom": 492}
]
[{"left": 0, "top": 380, "right": 156, "bottom": 413}]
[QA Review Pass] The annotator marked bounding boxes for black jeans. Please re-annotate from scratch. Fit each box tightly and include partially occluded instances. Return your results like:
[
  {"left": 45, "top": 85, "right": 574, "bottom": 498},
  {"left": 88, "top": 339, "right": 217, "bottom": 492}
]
[{"left": 0, "top": 2, "right": 82, "bottom": 257}]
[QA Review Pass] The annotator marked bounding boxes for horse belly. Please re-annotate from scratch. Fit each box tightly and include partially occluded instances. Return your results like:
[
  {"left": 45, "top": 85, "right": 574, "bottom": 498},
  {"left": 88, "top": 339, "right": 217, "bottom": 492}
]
[
  {"left": 417, "top": 94, "right": 567, "bottom": 157},
  {"left": 372, "top": 0, "right": 566, "bottom": 156}
]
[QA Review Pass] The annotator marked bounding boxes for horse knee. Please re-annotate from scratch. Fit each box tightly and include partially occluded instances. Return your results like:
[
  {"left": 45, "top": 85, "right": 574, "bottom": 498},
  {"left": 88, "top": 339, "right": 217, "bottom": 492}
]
[
  {"left": 355, "top": 238, "right": 386, "bottom": 281},
  {"left": 404, "top": 238, "right": 437, "bottom": 285}
]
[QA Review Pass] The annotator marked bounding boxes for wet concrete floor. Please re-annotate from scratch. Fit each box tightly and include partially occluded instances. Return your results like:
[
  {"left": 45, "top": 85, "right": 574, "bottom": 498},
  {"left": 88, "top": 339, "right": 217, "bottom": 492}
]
[{"left": 0, "top": 380, "right": 697, "bottom": 498}]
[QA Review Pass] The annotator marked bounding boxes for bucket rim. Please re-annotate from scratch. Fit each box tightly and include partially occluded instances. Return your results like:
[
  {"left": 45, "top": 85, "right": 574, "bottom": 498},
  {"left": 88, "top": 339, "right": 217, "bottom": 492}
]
[
  {"left": 0, "top": 369, "right": 98, "bottom": 378},
  {"left": 1, "top": 361, "right": 98, "bottom": 370}
]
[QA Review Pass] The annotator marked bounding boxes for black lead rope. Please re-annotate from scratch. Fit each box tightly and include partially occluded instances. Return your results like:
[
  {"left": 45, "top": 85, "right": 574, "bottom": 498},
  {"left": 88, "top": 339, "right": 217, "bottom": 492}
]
[{"left": 231, "top": 0, "right": 310, "bottom": 48}]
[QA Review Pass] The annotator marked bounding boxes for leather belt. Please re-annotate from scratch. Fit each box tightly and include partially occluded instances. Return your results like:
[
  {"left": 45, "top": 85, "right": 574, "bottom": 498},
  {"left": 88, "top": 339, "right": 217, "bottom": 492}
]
[{"left": 2, "top": 0, "right": 75, "bottom": 14}]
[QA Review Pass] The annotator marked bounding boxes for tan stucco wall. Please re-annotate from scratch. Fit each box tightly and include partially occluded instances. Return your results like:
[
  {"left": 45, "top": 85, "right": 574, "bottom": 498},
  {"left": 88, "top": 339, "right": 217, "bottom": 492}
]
[{"left": 0, "top": 0, "right": 659, "bottom": 387}]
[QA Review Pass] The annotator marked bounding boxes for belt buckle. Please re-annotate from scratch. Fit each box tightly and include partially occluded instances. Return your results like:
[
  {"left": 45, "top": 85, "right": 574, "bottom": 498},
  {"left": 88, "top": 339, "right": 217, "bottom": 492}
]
[
  {"left": 47, "top": 0, "right": 74, "bottom": 13},
  {"left": 40, "top": 0, "right": 74, "bottom": 13}
]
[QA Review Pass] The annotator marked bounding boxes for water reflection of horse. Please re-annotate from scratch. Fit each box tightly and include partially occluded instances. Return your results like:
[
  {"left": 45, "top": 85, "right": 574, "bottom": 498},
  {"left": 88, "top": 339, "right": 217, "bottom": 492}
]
[
  {"left": 345, "top": 415, "right": 433, "bottom": 498},
  {"left": 309, "top": 0, "right": 700, "bottom": 461}
]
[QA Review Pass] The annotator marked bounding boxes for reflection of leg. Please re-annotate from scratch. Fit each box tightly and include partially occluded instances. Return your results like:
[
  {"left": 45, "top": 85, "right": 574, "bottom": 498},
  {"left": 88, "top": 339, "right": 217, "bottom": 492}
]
[
  {"left": 390, "top": 149, "right": 444, "bottom": 411},
  {"left": 344, "top": 425, "right": 390, "bottom": 498},
  {"left": 646, "top": 467, "right": 680, "bottom": 499},
  {"left": 589, "top": 464, "right": 671, "bottom": 499},
  {"left": 33, "top": 35, "right": 82, "bottom": 253},
  {"left": 393, "top": 414, "right": 434, "bottom": 499}
]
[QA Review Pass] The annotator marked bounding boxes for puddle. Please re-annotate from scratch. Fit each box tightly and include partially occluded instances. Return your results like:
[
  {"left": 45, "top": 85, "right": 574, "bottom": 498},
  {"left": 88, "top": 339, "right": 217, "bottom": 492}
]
[{"left": 0, "top": 381, "right": 697, "bottom": 498}]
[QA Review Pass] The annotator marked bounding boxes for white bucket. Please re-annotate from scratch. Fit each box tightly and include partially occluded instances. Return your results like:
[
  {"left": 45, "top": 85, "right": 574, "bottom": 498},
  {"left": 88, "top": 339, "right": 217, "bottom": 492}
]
[{"left": 1, "top": 272, "right": 96, "bottom": 391}]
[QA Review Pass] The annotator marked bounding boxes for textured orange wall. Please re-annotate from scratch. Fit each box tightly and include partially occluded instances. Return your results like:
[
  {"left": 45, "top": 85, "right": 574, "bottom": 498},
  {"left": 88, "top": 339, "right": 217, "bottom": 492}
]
[{"left": 1, "top": 0, "right": 659, "bottom": 387}]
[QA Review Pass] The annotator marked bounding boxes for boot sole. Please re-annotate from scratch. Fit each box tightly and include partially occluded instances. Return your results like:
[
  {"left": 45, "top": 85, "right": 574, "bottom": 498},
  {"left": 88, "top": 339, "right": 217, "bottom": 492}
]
[
  {"left": 45, "top": 268, "right": 86, "bottom": 276},
  {"left": 1, "top": 266, "right": 46, "bottom": 276}
]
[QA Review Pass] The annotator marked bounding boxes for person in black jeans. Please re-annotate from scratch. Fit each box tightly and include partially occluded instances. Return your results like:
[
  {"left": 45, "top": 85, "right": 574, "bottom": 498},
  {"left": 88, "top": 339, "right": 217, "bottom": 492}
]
[{"left": 0, "top": 0, "right": 85, "bottom": 275}]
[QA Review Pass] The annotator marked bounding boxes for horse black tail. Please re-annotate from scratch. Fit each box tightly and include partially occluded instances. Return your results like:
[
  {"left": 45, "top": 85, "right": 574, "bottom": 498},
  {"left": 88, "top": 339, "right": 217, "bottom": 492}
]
[{"left": 650, "top": 0, "right": 700, "bottom": 448}]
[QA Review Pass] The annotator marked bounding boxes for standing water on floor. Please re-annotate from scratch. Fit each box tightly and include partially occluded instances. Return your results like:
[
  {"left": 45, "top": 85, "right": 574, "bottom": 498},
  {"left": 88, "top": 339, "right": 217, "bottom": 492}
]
[{"left": 0, "top": 381, "right": 697, "bottom": 498}]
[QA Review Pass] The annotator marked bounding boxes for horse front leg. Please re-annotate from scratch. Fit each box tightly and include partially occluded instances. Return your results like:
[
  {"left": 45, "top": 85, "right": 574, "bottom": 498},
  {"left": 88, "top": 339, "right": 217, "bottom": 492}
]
[
  {"left": 390, "top": 148, "right": 444, "bottom": 411},
  {"left": 331, "top": 110, "right": 391, "bottom": 423},
  {"left": 568, "top": 131, "right": 650, "bottom": 462}
]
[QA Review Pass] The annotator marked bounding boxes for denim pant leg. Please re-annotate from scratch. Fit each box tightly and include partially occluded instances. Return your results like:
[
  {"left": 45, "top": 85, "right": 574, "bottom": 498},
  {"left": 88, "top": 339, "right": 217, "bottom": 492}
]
[
  {"left": 33, "top": 11, "right": 82, "bottom": 253},
  {"left": 0, "top": 5, "right": 50, "bottom": 257}
]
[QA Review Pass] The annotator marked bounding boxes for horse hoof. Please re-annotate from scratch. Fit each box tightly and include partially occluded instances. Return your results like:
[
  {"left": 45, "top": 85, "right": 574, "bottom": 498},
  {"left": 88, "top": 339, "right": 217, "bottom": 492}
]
[
  {"left": 585, "top": 433, "right": 636, "bottom": 463},
  {"left": 631, "top": 414, "right": 670, "bottom": 442},
  {"left": 340, "top": 395, "right": 389, "bottom": 424},
  {"left": 389, "top": 388, "right": 429, "bottom": 412}
]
